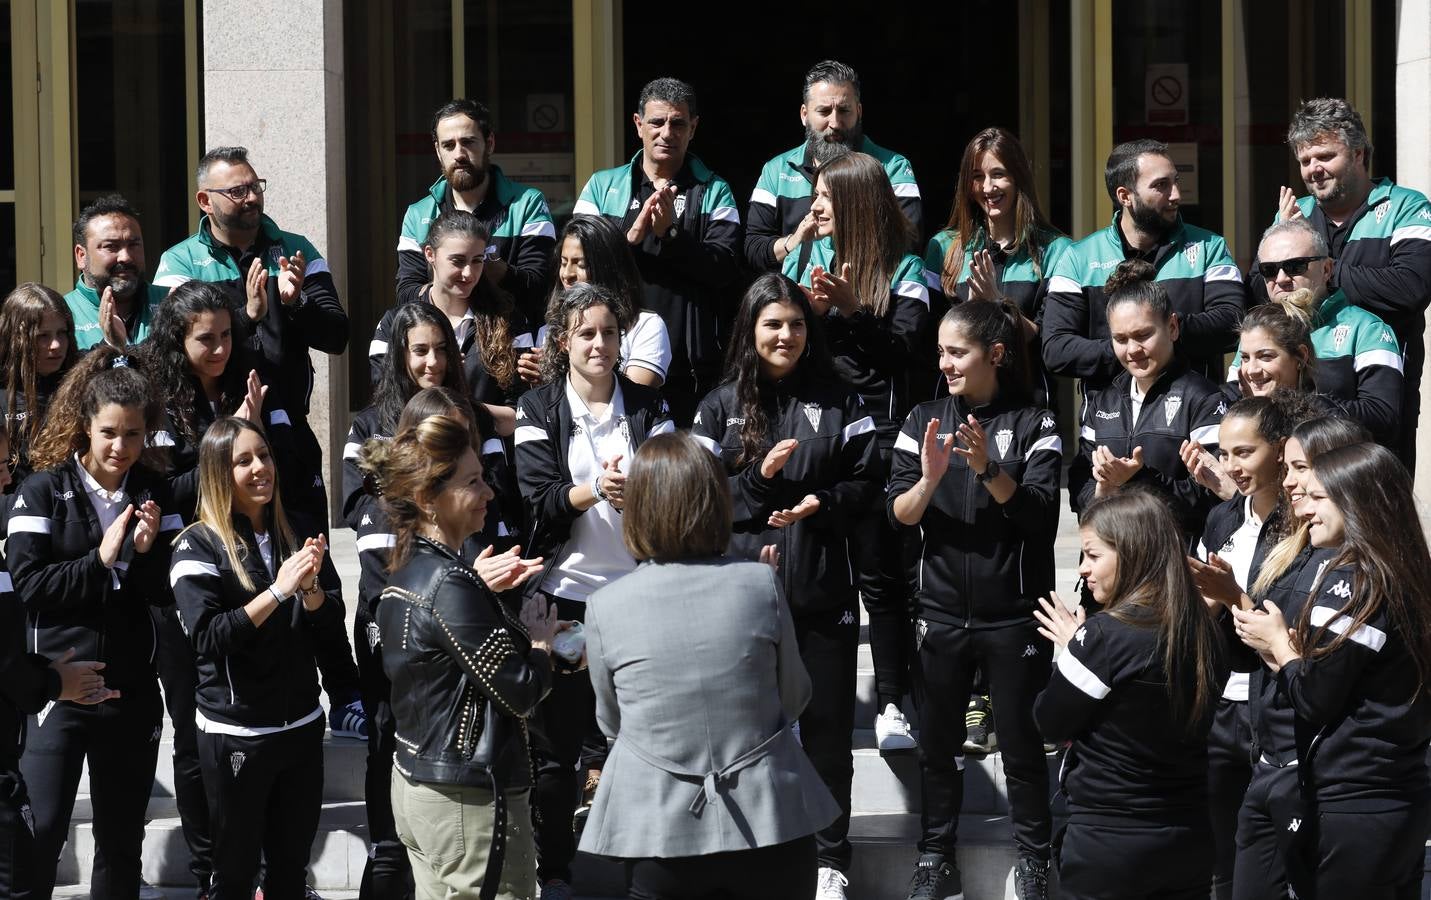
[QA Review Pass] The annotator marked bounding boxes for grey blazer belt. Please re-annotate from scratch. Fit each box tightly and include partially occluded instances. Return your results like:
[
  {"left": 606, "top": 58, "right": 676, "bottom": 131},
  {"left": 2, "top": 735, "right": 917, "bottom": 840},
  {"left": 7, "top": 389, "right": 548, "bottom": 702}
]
[{"left": 616, "top": 724, "right": 791, "bottom": 816}]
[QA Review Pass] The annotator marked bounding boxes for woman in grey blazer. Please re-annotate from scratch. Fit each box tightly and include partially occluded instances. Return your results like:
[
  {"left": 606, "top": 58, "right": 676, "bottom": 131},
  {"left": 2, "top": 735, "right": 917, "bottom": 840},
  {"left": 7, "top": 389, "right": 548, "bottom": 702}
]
[{"left": 579, "top": 432, "right": 839, "bottom": 900}]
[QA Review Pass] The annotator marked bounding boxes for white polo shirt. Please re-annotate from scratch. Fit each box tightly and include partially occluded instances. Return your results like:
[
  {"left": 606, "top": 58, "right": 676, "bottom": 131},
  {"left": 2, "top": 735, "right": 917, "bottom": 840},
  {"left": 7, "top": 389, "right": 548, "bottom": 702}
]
[
  {"left": 76, "top": 454, "right": 130, "bottom": 588},
  {"left": 1198, "top": 495, "right": 1266, "bottom": 702},
  {"left": 538, "top": 378, "right": 638, "bottom": 602}
]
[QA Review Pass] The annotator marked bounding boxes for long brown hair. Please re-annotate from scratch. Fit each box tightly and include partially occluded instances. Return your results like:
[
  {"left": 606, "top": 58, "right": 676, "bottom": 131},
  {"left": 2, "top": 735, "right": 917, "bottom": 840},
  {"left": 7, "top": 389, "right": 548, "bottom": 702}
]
[
  {"left": 820, "top": 152, "right": 914, "bottom": 318},
  {"left": 1081, "top": 490, "right": 1221, "bottom": 731},
  {"left": 1297, "top": 443, "right": 1431, "bottom": 695},
  {"left": 0, "top": 283, "right": 78, "bottom": 463},
  {"left": 356, "top": 414, "right": 472, "bottom": 571},
  {"left": 184, "top": 417, "right": 298, "bottom": 592},
  {"left": 939, "top": 127, "right": 1061, "bottom": 294}
]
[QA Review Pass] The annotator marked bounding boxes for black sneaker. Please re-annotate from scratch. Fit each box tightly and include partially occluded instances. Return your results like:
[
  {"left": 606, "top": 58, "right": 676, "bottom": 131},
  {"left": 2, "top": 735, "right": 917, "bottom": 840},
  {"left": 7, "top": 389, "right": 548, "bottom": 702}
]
[
  {"left": 962, "top": 694, "right": 997, "bottom": 755},
  {"left": 1014, "top": 855, "right": 1050, "bottom": 900},
  {"left": 907, "top": 852, "right": 963, "bottom": 900}
]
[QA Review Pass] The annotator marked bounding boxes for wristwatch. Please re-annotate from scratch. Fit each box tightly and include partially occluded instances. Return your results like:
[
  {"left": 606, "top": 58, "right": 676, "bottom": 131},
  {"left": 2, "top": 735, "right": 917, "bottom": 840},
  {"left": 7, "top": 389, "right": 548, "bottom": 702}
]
[
  {"left": 976, "top": 459, "right": 1001, "bottom": 484},
  {"left": 664, "top": 224, "right": 678, "bottom": 240}
]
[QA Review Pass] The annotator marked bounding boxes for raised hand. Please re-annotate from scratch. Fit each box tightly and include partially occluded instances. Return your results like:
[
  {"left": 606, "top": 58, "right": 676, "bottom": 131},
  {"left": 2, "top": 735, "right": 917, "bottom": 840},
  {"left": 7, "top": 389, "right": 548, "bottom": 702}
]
[
  {"left": 99, "top": 286, "right": 129, "bottom": 348},
  {"left": 244, "top": 257, "right": 269, "bottom": 322},
  {"left": 953, "top": 414, "right": 990, "bottom": 476},
  {"left": 966, "top": 248, "right": 999, "bottom": 300},
  {"left": 650, "top": 183, "right": 678, "bottom": 235},
  {"left": 1187, "top": 553, "right": 1245, "bottom": 610},
  {"left": 814, "top": 262, "right": 858, "bottom": 315},
  {"left": 132, "top": 500, "right": 161, "bottom": 554},
  {"left": 474, "top": 544, "right": 546, "bottom": 593},
  {"left": 277, "top": 249, "right": 306, "bottom": 305},
  {"left": 768, "top": 494, "right": 820, "bottom": 528},
  {"left": 519, "top": 593, "right": 560, "bottom": 649},
  {"left": 760, "top": 439, "right": 799, "bottom": 479},
  {"left": 1033, "top": 592, "right": 1085, "bottom": 648},
  {"left": 1179, "top": 439, "right": 1236, "bottom": 500},
  {"left": 759, "top": 544, "right": 781, "bottom": 573},
  {"left": 1278, "top": 185, "right": 1303, "bottom": 222},
  {"left": 517, "top": 347, "right": 544, "bottom": 385},
  {"left": 920, "top": 417, "right": 955, "bottom": 482},
  {"left": 600, "top": 455, "right": 626, "bottom": 509},
  {"left": 52, "top": 649, "right": 119, "bottom": 704},
  {"left": 98, "top": 505, "right": 135, "bottom": 568},
  {"left": 235, "top": 369, "right": 269, "bottom": 425}
]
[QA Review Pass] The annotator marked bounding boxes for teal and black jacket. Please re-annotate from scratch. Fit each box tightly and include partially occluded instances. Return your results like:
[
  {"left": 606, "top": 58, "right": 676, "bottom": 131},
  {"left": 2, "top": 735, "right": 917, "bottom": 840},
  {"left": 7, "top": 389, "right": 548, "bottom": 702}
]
[
  {"left": 1042, "top": 213, "right": 1247, "bottom": 391},
  {"left": 573, "top": 152, "right": 742, "bottom": 386},
  {"left": 64, "top": 278, "right": 166, "bottom": 351},
  {"left": 396, "top": 166, "right": 556, "bottom": 320},
  {"left": 746, "top": 136, "right": 921, "bottom": 271},
  {"left": 1229, "top": 289, "right": 1403, "bottom": 446}
]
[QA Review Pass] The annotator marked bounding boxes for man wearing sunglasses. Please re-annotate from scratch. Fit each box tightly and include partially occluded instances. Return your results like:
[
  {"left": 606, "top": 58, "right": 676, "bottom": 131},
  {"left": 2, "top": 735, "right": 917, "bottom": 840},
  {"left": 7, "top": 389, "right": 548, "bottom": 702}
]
[
  {"left": 1237, "top": 218, "right": 1403, "bottom": 448},
  {"left": 1253, "top": 97, "right": 1431, "bottom": 467}
]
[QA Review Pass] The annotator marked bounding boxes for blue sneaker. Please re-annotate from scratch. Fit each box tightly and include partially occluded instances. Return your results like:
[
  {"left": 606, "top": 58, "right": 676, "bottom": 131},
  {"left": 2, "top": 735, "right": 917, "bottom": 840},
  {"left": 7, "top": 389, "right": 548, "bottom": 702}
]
[{"left": 329, "top": 699, "right": 368, "bottom": 740}]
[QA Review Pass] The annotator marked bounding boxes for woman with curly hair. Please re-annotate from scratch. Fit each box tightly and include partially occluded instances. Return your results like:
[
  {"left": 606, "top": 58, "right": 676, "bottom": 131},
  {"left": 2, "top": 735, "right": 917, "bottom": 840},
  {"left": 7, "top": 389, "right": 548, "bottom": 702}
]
[
  {"left": 7, "top": 345, "right": 180, "bottom": 898},
  {"left": 0, "top": 283, "right": 78, "bottom": 491},
  {"left": 369, "top": 209, "right": 533, "bottom": 436}
]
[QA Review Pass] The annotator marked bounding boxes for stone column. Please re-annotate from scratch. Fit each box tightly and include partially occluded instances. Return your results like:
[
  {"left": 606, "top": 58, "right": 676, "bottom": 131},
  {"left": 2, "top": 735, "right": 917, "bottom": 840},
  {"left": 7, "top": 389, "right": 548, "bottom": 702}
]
[
  {"left": 202, "top": 0, "right": 349, "bottom": 521},
  {"left": 1399, "top": 0, "right": 1431, "bottom": 490}
]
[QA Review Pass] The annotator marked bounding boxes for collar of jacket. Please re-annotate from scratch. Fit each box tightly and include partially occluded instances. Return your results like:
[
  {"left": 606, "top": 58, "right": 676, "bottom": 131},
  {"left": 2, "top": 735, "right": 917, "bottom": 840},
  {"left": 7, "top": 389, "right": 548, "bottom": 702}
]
[
  {"left": 1106, "top": 209, "right": 1188, "bottom": 263},
  {"left": 1312, "top": 288, "right": 1352, "bottom": 329},
  {"left": 195, "top": 213, "right": 284, "bottom": 254},
  {"left": 68, "top": 277, "right": 164, "bottom": 310},
  {"left": 945, "top": 390, "right": 1020, "bottom": 423},
  {"left": 422, "top": 164, "right": 523, "bottom": 210},
  {"left": 623, "top": 150, "right": 715, "bottom": 189},
  {"left": 1110, "top": 359, "right": 1191, "bottom": 404}
]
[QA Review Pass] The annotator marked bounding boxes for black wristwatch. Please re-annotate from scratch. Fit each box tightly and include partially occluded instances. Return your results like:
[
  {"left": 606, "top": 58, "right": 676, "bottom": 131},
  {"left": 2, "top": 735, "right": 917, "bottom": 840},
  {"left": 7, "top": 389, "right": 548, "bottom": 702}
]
[
  {"left": 665, "top": 224, "right": 678, "bottom": 240},
  {"left": 976, "top": 459, "right": 1001, "bottom": 484}
]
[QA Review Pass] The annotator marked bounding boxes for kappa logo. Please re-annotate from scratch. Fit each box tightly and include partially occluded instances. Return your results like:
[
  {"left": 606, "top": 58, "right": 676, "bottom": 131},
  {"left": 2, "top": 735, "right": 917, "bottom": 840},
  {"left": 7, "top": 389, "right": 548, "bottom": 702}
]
[
  {"left": 360, "top": 514, "right": 372, "bottom": 527},
  {"left": 803, "top": 403, "right": 822, "bottom": 431},
  {"left": 1332, "top": 324, "right": 1351, "bottom": 352},
  {"left": 916, "top": 618, "right": 929, "bottom": 651},
  {"left": 1021, "top": 644, "right": 1038, "bottom": 658},
  {"left": 151, "top": 725, "right": 162, "bottom": 743},
  {"left": 1163, "top": 394, "right": 1182, "bottom": 425},
  {"left": 837, "top": 610, "right": 856, "bottom": 626},
  {"left": 1381, "top": 329, "right": 1395, "bottom": 344},
  {"left": 1419, "top": 208, "right": 1431, "bottom": 222},
  {"left": 628, "top": 197, "right": 641, "bottom": 211},
  {"left": 11, "top": 495, "right": 23, "bottom": 510},
  {"left": 515, "top": 407, "right": 526, "bottom": 420},
  {"left": 692, "top": 411, "right": 702, "bottom": 425},
  {"left": 1040, "top": 416, "right": 1056, "bottom": 431},
  {"left": 1220, "top": 536, "right": 1237, "bottom": 554},
  {"left": 230, "top": 751, "right": 247, "bottom": 778},
  {"left": 1288, "top": 817, "right": 1302, "bottom": 833},
  {"left": 1095, "top": 409, "right": 1120, "bottom": 420},
  {"left": 1184, "top": 244, "right": 1200, "bottom": 266},
  {"left": 994, "top": 428, "right": 1013, "bottom": 458},
  {"left": 1215, "top": 401, "right": 1227, "bottom": 416},
  {"left": 1074, "top": 626, "right": 1087, "bottom": 646},
  {"left": 1328, "top": 579, "right": 1352, "bottom": 599},
  {"left": 178, "top": 539, "right": 191, "bottom": 551}
]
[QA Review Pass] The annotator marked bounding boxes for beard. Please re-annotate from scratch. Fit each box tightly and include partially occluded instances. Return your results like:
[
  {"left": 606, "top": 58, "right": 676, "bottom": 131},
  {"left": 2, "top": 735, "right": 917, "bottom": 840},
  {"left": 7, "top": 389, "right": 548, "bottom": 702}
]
[
  {"left": 1306, "top": 175, "right": 1348, "bottom": 205},
  {"left": 212, "top": 201, "right": 261, "bottom": 234},
  {"left": 446, "top": 151, "right": 491, "bottom": 193},
  {"left": 90, "top": 264, "right": 142, "bottom": 299},
  {"left": 1129, "top": 195, "right": 1176, "bottom": 242},
  {"left": 806, "top": 119, "right": 864, "bottom": 167}
]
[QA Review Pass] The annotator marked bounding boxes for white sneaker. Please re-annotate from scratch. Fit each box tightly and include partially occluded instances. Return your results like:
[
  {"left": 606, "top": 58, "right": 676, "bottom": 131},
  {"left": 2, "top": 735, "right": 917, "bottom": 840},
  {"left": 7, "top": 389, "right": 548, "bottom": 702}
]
[
  {"left": 875, "top": 703, "right": 918, "bottom": 752},
  {"left": 816, "top": 866, "right": 850, "bottom": 899}
]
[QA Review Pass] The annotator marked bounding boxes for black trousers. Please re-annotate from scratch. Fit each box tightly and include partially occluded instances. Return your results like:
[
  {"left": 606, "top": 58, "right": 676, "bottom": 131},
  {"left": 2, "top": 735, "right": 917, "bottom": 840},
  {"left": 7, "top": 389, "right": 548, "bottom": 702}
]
[
  {"left": 154, "top": 605, "right": 214, "bottom": 893},
  {"left": 1292, "top": 804, "right": 1431, "bottom": 900},
  {"left": 197, "top": 715, "right": 324, "bottom": 900},
  {"left": 625, "top": 835, "right": 817, "bottom": 900},
  {"left": 1207, "top": 696, "right": 1252, "bottom": 900},
  {"left": 1056, "top": 816, "right": 1213, "bottom": 900},
  {"left": 0, "top": 770, "right": 34, "bottom": 897},
  {"left": 16, "top": 684, "right": 163, "bottom": 900},
  {"left": 1232, "top": 762, "right": 1302, "bottom": 900},
  {"left": 852, "top": 487, "right": 912, "bottom": 709},
  {"left": 530, "top": 594, "right": 596, "bottom": 885},
  {"left": 793, "top": 605, "right": 858, "bottom": 872},
  {"left": 354, "top": 604, "right": 413, "bottom": 900},
  {"left": 913, "top": 618, "right": 1052, "bottom": 860}
]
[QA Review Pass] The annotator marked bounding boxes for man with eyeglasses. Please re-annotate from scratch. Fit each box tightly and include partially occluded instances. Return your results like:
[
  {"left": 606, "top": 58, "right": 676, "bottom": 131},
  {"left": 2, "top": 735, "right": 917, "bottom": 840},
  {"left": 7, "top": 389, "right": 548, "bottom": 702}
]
[
  {"left": 1042, "top": 138, "right": 1248, "bottom": 393},
  {"left": 744, "top": 59, "right": 922, "bottom": 272},
  {"left": 397, "top": 99, "right": 556, "bottom": 321},
  {"left": 572, "top": 76, "right": 741, "bottom": 427},
  {"left": 1236, "top": 218, "right": 1403, "bottom": 449},
  {"left": 1252, "top": 97, "right": 1431, "bottom": 467}
]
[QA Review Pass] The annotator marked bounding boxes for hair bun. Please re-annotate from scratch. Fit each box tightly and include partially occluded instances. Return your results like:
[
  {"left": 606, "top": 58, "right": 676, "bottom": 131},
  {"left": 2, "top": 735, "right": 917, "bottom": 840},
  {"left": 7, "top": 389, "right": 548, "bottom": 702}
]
[{"left": 1104, "top": 259, "right": 1157, "bottom": 296}]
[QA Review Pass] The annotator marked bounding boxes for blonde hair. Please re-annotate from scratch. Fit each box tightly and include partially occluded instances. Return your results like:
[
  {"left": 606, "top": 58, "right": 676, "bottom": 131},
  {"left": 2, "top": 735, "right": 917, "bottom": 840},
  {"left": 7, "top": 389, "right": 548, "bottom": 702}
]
[{"left": 184, "top": 417, "right": 296, "bottom": 592}]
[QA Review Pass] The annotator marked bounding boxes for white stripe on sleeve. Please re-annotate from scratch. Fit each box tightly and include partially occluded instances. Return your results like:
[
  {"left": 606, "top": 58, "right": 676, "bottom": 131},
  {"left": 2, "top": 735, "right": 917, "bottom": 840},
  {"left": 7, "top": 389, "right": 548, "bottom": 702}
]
[
  {"left": 711, "top": 206, "right": 741, "bottom": 224},
  {"left": 304, "top": 258, "right": 330, "bottom": 276},
  {"left": 521, "top": 221, "right": 557, "bottom": 239},
  {"left": 514, "top": 425, "right": 549, "bottom": 445},
  {"left": 892, "top": 182, "right": 921, "bottom": 198},
  {"left": 572, "top": 199, "right": 601, "bottom": 217},
  {"left": 170, "top": 559, "right": 221, "bottom": 587},
  {"left": 397, "top": 235, "right": 422, "bottom": 253},
  {"left": 1354, "top": 348, "right": 1404, "bottom": 374},
  {"left": 692, "top": 434, "right": 722, "bottom": 457},
  {"left": 647, "top": 420, "right": 677, "bottom": 439},
  {"left": 840, "top": 416, "right": 876, "bottom": 448},
  {"left": 749, "top": 187, "right": 777, "bottom": 207},
  {"left": 159, "top": 515, "right": 184, "bottom": 533},
  {"left": 894, "top": 431, "right": 920, "bottom": 456},
  {"left": 1080, "top": 425, "right": 1096, "bottom": 442},
  {"left": 269, "top": 410, "right": 292, "bottom": 427},
  {"left": 343, "top": 442, "right": 360, "bottom": 460},
  {"left": 153, "top": 273, "right": 192, "bottom": 288},
  {"left": 895, "top": 280, "right": 930, "bottom": 307},
  {"left": 1028, "top": 435, "right": 1063, "bottom": 456},
  {"left": 1048, "top": 275, "right": 1082, "bottom": 294},
  {"left": 1056, "top": 647, "right": 1112, "bottom": 699},
  {"left": 1204, "top": 264, "right": 1243, "bottom": 283},
  {"left": 6, "top": 516, "right": 51, "bottom": 535},
  {"left": 1390, "top": 225, "right": 1431, "bottom": 246},
  {"left": 150, "top": 431, "right": 176, "bottom": 448},
  {"left": 356, "top": 533, "right": 397, "bottom": 553},
  {"left": 0, "top": 573, "right": 10, "bottom": 593},
  {"left": 1190, "top": 424, "right": 1221, "bottom": 446},
  {"left": 1309, "top": 604, "right": 1387, "bottom": 652},
  {"left": 481, "top": 438, "right": 504, "bottom": 456},
  {"left": 368, "top": 339, "right": 389, "bottom": 358}
]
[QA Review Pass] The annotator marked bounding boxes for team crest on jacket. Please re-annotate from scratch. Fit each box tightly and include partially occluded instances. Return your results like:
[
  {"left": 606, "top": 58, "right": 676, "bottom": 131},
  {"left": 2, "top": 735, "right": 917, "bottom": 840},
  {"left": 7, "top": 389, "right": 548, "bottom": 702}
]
[
  {"left": 1332, "top": 324, "right": 1351, "bottom": 351},
  {"left": 803, "top": 403, "right": 822, "bottom": 431},
  {"left": 916, "top": 618, "right": 929, "bottom": 651},
  {"left": 230, "top": 751, "right": 246, "bottom": 777},
  {"left": 1376, "top": 203, "right": 1389, "bottom": 224},
  {"left": 1163, "top": 394, "right": 1182, "bottom": 425},
  {"left": 994, "top": 429, "right": 1013, "bottom": 458},
  {"left": 1184, "top": 244, "right": 1200, "bottom": 266},
  {"left": 674, "top": 193, "right": 687, "bottom": 219}
]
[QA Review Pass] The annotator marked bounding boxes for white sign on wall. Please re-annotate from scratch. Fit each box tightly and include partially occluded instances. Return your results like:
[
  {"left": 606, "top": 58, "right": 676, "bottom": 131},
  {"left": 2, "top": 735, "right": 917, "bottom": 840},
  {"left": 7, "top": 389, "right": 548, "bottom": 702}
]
[{"left": 1145, "top": 64, "right": 1189, "bottom": 126}]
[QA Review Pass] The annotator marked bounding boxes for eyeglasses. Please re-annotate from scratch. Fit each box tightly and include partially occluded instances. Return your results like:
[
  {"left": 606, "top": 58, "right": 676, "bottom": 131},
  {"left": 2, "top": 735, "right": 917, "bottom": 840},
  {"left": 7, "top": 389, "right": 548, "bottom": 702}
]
[
  {"left": 205, "top": 180, "right": 267, "bottom": 202},
  {"left": 1257, "top": 255, "right": 1325, "bottom": 280}
]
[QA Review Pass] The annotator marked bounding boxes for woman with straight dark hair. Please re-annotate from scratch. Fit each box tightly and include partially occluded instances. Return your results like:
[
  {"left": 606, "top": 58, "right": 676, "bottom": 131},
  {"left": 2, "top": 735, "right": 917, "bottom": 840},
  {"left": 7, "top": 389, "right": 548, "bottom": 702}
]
[
  {"left": 924, "top": 127, "right": 1070, "bottom": 405},
  {"left": 1233, "top": 442, "right": 1431, "bottom": 900},
  {"left": 578, "top": 431, "right": 838, "bottom": 899},
  {"left": 514, "top": 281, "right": 674, "bottom": 897},
  {"left": 1033, "top": 489, "right": 1225, "bottom": 900},
  {"left": 7, "top": 348, "right": 180, "bottom": 899},
  {"left": 370, "top": 209, "right": 533, "bottom": 435},
  {"left": 360, "top": 413, "right": 556, "bottom": 900},
  {"left": 0, "top": 283, "right": 78, "bottom": 491},
  {"left": 169, "top": 416, "right": 348, "bottom": 899},
  {"left": 519, "top": 215, "right": 672, "bottom": 389},
  {"left": 782, "top": 150, "right": 933, "bottom": 769},
  {"left": 886, "top": 299, "right": 1062, "bottom": 899},
  {"left": 691, "top": 272, "right": 882, "bottom": 897}
]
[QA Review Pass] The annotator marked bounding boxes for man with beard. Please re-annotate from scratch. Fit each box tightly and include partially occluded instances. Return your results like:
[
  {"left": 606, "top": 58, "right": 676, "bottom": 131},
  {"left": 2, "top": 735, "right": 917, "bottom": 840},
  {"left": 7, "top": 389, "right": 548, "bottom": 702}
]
[
  {"left": 65, "top": 194, "right": 166, "bottom": 350},
  {"left": 1252, "top": 98, "right": 1431, "bottom": 467},
  {"left": 155, "top": 145, "right": 350, "bottom": 526},
  {"left": 744, "top": 59, "right": 922, "bottom": 272},
  {"left": 572, "top": 76, "right": 741, "bottom": 426},
  {"left": 396, "top": 99, "right": 555, "bottom": 320},
  {"left": 1041, "top": 138, "right": 1247, "bottom": 393}
]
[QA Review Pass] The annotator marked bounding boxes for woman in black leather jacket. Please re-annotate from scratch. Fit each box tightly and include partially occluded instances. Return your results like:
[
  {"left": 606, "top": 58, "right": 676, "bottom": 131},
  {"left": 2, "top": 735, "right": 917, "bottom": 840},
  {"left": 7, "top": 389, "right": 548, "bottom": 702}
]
[{"left": 359, "top": 412, "right": 557, "bottom": 900}]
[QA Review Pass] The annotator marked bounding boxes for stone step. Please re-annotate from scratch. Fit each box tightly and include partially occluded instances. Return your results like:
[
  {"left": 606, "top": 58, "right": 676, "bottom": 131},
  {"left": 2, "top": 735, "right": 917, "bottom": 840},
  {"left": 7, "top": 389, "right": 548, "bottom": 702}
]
[{"left": 850, "top": 729, "right": 1062, "bottom": 816}]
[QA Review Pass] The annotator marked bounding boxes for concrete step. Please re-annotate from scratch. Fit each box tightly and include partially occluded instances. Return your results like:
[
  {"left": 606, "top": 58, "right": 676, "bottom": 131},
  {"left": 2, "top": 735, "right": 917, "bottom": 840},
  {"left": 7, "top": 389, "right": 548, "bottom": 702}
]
[{"left": 850, "top": 729, "right": 1063, "bottom": 816}]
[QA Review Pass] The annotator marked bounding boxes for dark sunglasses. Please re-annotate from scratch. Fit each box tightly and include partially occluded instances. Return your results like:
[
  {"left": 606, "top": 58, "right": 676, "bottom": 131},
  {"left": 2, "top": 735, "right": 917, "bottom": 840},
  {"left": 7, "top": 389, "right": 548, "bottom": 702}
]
[{"left": 1257, "top": 255, "right": 1325, "bottom": 280}]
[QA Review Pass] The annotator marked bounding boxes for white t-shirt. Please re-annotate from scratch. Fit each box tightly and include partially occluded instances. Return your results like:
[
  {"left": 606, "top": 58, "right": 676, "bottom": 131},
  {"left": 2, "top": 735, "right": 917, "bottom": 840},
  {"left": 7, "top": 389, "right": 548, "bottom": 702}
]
[
  {"left": 1130, "top": 378, "right": 1147, "bottom": 425},
  {"left": 536, "top": 310, "right": 672, "bottom": 383},
  {"left": 1198, "top": 495, "right": 1267, "bottom": 702},
  {"left": 538, "top": 378, "right": 638, "bottom": 602}
]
